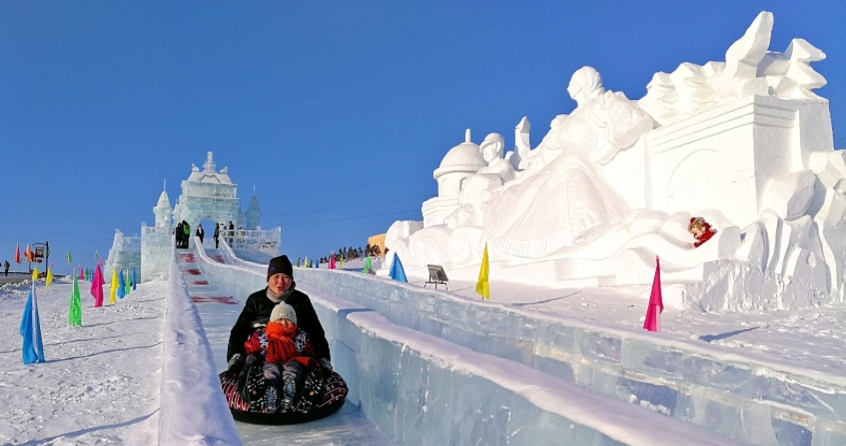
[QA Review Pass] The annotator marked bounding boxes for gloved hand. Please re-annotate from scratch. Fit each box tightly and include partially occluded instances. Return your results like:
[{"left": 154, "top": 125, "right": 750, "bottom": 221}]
[
  {"left": 227, "top": 353, "right": 244, "bottom": 373},
  {"left": 318, "top": 358, "right": 333, "bottom": 372}
]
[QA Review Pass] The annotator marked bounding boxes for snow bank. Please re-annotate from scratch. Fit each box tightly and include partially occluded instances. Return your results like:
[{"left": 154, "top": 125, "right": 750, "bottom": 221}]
[{"left": 159, "top": 258, "right": 242, "bottom": 446}]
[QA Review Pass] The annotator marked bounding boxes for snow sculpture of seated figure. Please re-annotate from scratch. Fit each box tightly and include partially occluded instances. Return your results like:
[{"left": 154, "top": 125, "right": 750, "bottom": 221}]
[
  {"left": 445, "top": 133, "right": 516, "bottom": 228},
  {"left": 483, "top": 67, "right": 654, "bottom": 258}
]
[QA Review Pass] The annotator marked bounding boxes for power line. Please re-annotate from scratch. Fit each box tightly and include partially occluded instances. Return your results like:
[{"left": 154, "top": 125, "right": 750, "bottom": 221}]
[
  {"left": 274, "top": 209, "right": 420, "bottom": 227},
  {"left": 260, "top": 176, "right": 431, "bottom": 201},
  {"left": 16, "top": 210, "right": 148, "bottom": 223},
  {"left": 262, "top": 195, "right": 430, "bottom": 219}
]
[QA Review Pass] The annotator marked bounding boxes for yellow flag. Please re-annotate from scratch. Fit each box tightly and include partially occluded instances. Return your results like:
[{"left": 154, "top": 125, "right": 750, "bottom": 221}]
[
  {"left": 475, "top": 244, "right": 490, "bottom": 300},
  {"left": 110, "top": 268, "right": 118, "bottom": 304},
  {"left": 46, "top": 268, "right": 53, "bottom": 288},
  {"left": 32, "top": 266, "right": 39, "bottom": 282}
]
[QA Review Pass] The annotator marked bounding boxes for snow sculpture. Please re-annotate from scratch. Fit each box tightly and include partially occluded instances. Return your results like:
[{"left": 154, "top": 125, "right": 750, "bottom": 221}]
[
  {"left": 484, "top": 66, "right": 653, "bottom": 258},
  {"left": 638, "top": 12, "right": 827, "bottom": 126},
  {"left": 384, "top": 11, "right": 843, "bottom": 312}
]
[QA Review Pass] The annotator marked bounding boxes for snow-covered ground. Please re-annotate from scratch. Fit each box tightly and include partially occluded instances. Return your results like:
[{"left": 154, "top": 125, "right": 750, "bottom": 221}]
[
  {"left": 435, "top": 278, "right": 846, "bottom": 377},
  {"left": 0, "top": 278, "right": 164, "bottom": 445}
]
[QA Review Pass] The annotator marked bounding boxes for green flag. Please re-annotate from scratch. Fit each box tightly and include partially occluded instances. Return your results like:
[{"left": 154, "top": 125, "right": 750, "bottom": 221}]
[
  {"left": 68, "top": 275, "right": 82, "bottom": 326},
  {"left": 67, "top": 251, "right": 72, "bottom": 264},
  {"left": 362, "top": 256, "right": 372, "bottom": 273},
  {"left": 125, "top": 270, "right": 131, "bottom": 296}
]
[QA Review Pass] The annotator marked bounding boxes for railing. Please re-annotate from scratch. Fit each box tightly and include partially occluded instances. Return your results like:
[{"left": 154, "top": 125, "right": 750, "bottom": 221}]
[{"left": 225, "top": 227, "right": 281, "bottom": 257}]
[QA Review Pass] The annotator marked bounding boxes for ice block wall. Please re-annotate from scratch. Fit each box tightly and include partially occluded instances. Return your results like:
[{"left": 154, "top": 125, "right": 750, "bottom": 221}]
[{"left": 288, "top": 267, "right": 846, "bottom": 446}]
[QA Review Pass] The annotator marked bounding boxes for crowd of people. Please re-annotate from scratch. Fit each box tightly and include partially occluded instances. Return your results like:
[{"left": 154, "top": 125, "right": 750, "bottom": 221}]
[{"left": 316, "top": 244, "right": 388, "bottom": 265}]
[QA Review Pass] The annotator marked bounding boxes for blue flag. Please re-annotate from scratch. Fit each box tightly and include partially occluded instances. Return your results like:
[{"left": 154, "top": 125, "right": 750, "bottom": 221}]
[
  {"left": 389, "top": 253, "right": 408, "bottom": 283},
  {"left": 132, "top": 267, "right": 137, "bottom": 290},
  {"left": 117, "top": 268, "right": 126, "bottom": 299},
  {"left": 20, "top": 283, "right": 45, "bottom": 364}
]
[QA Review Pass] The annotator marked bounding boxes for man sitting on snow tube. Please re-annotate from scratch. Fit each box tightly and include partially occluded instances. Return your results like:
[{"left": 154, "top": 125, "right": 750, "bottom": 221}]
[{"left": 222, "top": 255, "right": 347, "bottom": 424}]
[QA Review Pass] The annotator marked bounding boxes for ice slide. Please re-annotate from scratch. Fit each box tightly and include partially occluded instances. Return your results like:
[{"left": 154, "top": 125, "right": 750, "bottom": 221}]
[
  {"left": 175, "top": 238, "right": 757, "bottom": 446},
  {"left": 176, "top": 239, "right": 391, "bottom": 445}
]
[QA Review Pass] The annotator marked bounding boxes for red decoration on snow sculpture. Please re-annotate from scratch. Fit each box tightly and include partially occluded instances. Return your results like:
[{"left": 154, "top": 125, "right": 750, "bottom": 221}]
[{"left": 688, "top": 217, "right": 717, "bottom": 248}]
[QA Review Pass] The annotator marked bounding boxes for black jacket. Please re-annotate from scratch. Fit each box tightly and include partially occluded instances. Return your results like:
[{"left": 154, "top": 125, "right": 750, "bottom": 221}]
[{"left": 226, "top": 284, "right": 331, "bottom": 362}]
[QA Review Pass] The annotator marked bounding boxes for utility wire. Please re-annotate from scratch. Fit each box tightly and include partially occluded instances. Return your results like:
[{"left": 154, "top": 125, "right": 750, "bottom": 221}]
[
  {"left": 261, "top": 176, "right": 431, "bottom": 201},
  {"left": 276, "top": 209, "right": 420, "bottom": 227},
  {"left": 262, "top": 195, "right": 430, "bottom": 219}
]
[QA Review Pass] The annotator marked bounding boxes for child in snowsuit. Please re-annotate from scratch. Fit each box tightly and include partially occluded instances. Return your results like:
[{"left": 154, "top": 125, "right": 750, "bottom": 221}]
[{"left": 236, "top": 302, "right": 321, "bottom": 412}]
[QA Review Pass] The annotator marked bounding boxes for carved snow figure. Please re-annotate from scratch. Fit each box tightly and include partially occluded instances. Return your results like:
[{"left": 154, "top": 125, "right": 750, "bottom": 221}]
[
  {"left": 382, "top": 11, "right": 842, "bottom": 313},
  {"left": 688, "top": 217, "right": 717, "bottom": 248},
  {"left": 445, "top": 133, "right": 515, "bottom": 229},
  {"left": 483, "top": 67, "right": 653, "bottom": 258}
]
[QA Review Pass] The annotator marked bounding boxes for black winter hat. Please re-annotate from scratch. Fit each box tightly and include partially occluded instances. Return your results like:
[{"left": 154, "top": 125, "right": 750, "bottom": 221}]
[{"left": 267, "top": 255, "right": 293, "bottom": 281}]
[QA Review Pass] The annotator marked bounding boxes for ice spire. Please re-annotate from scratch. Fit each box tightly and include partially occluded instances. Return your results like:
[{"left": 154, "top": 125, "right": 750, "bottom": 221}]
[{"left": 203, "top": 151, "right": 216, "bottom": 173}]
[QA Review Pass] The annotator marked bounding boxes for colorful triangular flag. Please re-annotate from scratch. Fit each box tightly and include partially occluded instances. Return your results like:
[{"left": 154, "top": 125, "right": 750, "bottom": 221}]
[
  {"left": 117, "top": 268, "right": 126, "bottom": 299},
  {"left": 475, "top": 244, "right": 490, "bottom": 300},
  {"left": 389, "top": 253, "right": 408, "bottom": 283},
  {"left": 20, "top": 283, "right": 45, "bottom": 364},
  {"left": 69, "top": 275, "right": 82, "bottom": 326},
  {"left": 643, "top": 256, "right": 664, "bottom": 333},
  {"left": 109, "top": 268, "right": 118, "bottom": 304}
]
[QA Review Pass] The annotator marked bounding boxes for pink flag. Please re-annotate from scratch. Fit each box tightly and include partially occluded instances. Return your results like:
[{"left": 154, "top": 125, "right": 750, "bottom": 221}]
[
  {"left": 79, "top": 266, "right": 84, "bottom": 280},
  {"left": 329, "top": 252, "right": 336, "bottom": 270},
  {"left": 643, "top": 256, "right": 664, "bottom": 332},
  {"left": 91, "top": 264, "right": 104, "bottom": 307}
]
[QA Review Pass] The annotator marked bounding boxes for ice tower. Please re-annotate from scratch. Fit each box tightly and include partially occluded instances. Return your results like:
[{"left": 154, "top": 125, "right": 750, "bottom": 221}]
[
  {"left": 153, "top": 187, "right": 172, "bottom": 228},
  {"left": 245, "top": 196, "right": 262, "bottom": 230}
]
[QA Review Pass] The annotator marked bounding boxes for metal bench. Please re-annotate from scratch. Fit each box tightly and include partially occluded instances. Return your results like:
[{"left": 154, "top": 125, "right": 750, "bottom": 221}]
[{"left": 425, "top": 264, "right": 449, "bottom": 290}]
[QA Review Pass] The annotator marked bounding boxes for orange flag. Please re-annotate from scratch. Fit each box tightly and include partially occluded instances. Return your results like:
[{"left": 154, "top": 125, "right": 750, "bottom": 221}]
[{"left": 25, "top": 244, "right": 33, "bottom": 262}]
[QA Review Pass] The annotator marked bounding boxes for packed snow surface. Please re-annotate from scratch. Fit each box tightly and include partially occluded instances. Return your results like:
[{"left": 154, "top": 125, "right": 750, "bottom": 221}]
[{"left": 0, "top": 278, "right": 164, "bottom": 445}]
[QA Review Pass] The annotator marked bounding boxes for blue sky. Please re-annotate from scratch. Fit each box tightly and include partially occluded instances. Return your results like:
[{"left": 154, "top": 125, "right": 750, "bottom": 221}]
[{"left": 1, "top": 1, "right": 844, "bottom": 271}]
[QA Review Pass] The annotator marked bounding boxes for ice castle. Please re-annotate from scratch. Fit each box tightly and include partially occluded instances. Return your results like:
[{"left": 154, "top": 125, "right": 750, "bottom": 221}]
[{"left": 105, "top": 152, "right": 281, "bottom": 281}]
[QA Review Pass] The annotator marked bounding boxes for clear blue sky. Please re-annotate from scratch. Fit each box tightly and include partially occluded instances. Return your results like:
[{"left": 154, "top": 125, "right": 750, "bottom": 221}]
[{"left": 1, "top": 1, "right": 844, "bottom": 271}]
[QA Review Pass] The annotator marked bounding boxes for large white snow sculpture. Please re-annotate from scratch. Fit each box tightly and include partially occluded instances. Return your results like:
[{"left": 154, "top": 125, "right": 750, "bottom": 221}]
[{"left": 383, "top": 11, "right": 843, "bottom": 312}]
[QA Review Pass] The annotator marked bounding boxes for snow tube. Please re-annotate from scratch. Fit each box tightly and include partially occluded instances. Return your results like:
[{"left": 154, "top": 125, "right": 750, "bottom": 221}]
[{"left": 220, "top": 369, "right": 348, "bottom": 425}]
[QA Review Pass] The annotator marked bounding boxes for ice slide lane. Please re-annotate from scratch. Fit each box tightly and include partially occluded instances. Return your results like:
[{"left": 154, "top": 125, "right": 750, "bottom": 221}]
[
  {"left": 190, "top": 244, "right": 745, "bottom": 445},
  {"left": 176, "top": 244, "right": 392, "bottom": 446}
]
